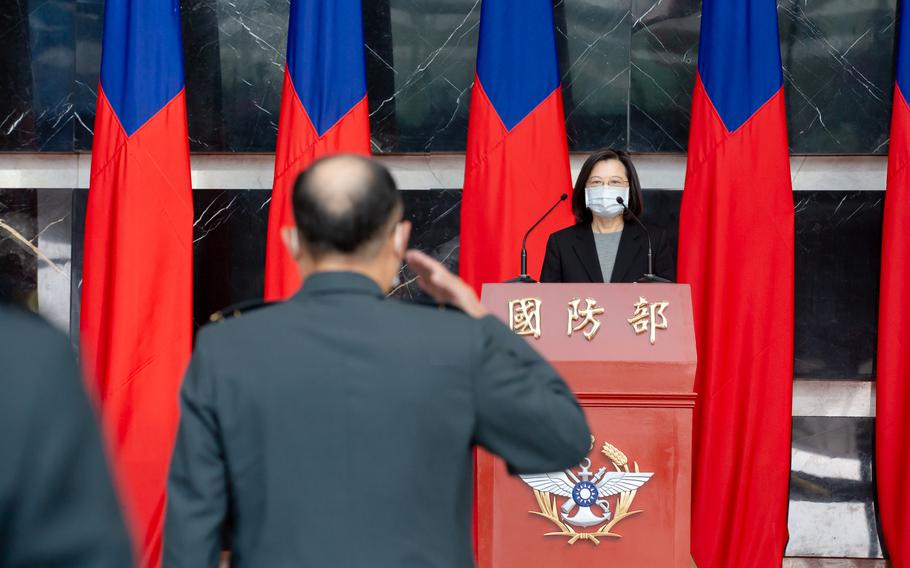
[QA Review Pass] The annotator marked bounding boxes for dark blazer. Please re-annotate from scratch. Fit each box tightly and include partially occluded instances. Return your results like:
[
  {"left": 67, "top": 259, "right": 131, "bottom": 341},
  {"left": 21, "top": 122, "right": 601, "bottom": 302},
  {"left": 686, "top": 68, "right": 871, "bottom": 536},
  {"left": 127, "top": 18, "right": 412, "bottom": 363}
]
[
  {"left": 540, "top": 222, "right": 676, "bottom": 283},
  {"left": 0, "top": 305, "right": 133, "bottom": 567},
  {"left": 164, "top": 272, "right": 590, "bottom": 568}
]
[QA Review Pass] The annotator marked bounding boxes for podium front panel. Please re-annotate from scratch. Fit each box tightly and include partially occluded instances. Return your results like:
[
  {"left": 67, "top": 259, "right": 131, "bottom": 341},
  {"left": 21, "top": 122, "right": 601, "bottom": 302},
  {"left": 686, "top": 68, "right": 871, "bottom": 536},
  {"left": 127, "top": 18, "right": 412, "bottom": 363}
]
[
  {"left": 480, "top": 283, "right": 696, "bottom": 393},
  {"left": 478, "top": 283, "right": 696, "bottom": 568},
  {"left": 477, "top": 403, "right": 691, "bottom": 567}
]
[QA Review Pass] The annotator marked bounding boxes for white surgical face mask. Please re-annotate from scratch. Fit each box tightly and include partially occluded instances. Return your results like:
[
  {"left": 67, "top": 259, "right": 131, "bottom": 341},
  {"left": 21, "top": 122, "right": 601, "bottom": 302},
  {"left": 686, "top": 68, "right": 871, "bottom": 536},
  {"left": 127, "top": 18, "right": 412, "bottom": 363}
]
[{"left": 585, "top": 186, "right": 629, "bottom": 219}]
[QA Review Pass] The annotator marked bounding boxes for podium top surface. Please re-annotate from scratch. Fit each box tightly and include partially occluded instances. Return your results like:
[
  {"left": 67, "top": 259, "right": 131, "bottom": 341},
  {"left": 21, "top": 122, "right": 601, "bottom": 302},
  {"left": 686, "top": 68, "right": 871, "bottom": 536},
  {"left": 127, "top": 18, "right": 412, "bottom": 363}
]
[{"left": 481, "top": 283, "right": 696, "bottom": 367}]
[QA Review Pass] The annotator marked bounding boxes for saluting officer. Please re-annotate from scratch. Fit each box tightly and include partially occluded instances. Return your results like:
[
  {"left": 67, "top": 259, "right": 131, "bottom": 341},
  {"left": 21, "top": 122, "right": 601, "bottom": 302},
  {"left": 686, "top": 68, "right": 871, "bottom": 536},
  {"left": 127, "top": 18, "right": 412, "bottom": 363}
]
[{"left": 164, "top": 154, "right": 591, "bottom": 568}]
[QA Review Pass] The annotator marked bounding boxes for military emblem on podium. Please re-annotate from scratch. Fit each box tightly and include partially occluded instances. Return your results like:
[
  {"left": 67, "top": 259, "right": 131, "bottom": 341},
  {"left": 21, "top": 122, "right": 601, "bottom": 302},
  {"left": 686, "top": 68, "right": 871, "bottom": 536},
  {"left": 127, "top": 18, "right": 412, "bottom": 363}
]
[{"left": 520, "top": 437, "right": 654, "bottom": 545}]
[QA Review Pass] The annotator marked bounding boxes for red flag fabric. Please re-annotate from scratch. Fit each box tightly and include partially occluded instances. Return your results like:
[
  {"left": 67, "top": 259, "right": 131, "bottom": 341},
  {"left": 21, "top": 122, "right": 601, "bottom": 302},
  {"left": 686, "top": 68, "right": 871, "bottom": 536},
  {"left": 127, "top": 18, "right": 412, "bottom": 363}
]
[
  {"left": 677, "top": 2, "right": 794, "bottom": 566},
  {"left": 876, "top": 5, "right": 910, "bottom": 563},
  {"left": 79, "top": 1, "right": 193, "bottom": 566},
  {"left": 459, "top": 0, "right": 574, "bottom": 291},
  {"left": 264, "top": 0, "right": 370, "bottom": 300}
]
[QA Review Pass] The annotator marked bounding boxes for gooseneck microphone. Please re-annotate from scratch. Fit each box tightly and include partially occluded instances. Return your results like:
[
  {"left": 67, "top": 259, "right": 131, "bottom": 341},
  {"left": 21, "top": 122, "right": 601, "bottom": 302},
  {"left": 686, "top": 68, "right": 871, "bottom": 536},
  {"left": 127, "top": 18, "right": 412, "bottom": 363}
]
[
  {"left": 616, "top": 196, "right": 671, "bottom": 283},
  {"left": 507, "top": 193, "right": 569, "bottom": 283}
]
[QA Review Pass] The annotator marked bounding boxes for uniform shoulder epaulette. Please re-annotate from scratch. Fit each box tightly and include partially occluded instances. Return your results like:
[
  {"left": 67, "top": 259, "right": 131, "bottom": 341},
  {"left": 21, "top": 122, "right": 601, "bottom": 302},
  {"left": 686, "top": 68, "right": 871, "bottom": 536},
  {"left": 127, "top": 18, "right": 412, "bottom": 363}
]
[{"left": 208, "top": 299, "right": 274, "bottom": 323}]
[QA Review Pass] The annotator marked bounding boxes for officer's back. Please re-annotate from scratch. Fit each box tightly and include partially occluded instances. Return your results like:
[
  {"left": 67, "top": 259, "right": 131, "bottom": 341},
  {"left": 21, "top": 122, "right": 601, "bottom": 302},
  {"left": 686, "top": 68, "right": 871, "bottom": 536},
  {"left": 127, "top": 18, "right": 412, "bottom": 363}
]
[{"left": 163, "top": 155, "right": 591, "bottom": 567}]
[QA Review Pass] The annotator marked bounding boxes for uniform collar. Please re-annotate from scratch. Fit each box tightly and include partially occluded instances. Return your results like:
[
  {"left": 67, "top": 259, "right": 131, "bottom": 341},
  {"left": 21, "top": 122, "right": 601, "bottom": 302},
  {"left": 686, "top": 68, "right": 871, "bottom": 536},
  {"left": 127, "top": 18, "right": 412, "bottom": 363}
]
[{"left": 293, "top": 271, "right": 385, "bottom": 300}]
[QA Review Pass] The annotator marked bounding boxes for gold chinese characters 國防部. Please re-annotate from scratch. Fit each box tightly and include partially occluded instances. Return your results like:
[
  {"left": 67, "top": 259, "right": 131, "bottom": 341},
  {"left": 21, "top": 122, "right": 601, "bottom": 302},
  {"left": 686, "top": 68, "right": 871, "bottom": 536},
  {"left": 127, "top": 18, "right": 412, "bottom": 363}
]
[
  {"left": 567, "top": 298, "right": 605, "bottom": 341},
  {"left": 508, "top": 296, "right": 670, "bottom": 344},
  {"left": 627, "top": 296, "right": 669, "bottom": 345},
  {"left": 509, "top": 298, "right": 543, "bottom": 339}
]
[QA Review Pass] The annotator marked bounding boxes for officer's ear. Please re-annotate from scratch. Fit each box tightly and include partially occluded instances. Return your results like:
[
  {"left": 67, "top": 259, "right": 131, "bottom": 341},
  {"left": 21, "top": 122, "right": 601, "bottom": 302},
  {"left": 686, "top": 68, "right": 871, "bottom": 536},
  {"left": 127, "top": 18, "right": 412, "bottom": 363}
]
[
  {"left": 393, "top": 221, "right": 411, "bottom": 258},
  {"left": 281, "top": 226, "right": 301, "bottom": 259}
]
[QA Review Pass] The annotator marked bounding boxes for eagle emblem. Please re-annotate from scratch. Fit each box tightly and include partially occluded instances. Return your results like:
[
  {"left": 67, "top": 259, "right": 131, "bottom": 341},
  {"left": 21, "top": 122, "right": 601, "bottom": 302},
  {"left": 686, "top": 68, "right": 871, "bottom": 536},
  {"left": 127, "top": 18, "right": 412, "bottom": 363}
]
[{"left": 519, "top": 438, "right": 654, "bottom": 544}]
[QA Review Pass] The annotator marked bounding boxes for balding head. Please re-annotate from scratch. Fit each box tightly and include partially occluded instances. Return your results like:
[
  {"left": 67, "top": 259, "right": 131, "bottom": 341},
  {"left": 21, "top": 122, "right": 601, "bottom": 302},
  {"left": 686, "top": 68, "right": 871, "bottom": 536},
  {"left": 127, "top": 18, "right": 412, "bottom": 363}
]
[{"left": 292, "top": 154, "right": 402, "bottom": 258}]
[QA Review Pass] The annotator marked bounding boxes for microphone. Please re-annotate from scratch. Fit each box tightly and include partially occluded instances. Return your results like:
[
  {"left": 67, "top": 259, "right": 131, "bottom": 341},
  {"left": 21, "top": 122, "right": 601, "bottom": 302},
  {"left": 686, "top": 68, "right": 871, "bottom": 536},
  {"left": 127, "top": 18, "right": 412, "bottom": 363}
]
[
  {"left": 507, "top": 193, "right": 569, "bottom": 283},
  {"left": 617, "top": 196, "right": 671, "bottom": 283}
]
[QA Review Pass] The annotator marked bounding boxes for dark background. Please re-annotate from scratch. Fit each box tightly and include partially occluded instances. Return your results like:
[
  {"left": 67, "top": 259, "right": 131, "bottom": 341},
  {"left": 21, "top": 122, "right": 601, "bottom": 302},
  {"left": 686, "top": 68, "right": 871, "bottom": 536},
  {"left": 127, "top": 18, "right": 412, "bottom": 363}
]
[{"left": 0, "top": 1, "right": 893, "bottom": 556}]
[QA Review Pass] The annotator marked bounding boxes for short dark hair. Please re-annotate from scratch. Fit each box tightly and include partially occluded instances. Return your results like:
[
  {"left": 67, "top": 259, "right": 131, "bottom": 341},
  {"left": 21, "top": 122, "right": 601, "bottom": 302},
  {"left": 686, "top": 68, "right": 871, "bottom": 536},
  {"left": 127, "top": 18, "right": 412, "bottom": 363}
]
[
  {"left": 571, "top": 149, "right": 644, "bottom": 224},
  {"left": 292, "top": 154, "right": 402, "bottom": 255}
]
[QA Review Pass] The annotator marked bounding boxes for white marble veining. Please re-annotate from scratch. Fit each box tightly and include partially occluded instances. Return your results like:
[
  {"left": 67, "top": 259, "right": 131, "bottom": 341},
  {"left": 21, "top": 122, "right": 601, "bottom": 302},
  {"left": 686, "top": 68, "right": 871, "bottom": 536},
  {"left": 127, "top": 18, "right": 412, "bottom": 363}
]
[
  {"left": 783, "top": 559, "right": 888, "bottom": 567},
  {"left": 0, "top": 153, "right": 890, "bottom": 191},
  {"left": 36, "top": 190, "right": 71, "bottom": 332},
  {"left": 0, "top": 154, "right": 81, "bottom": 189},
  {"left": 787, "top": 501, "right": 883, "bottom": 558},
  {"left": 793, "top": 381, "right": 874, "bottom": 418}
]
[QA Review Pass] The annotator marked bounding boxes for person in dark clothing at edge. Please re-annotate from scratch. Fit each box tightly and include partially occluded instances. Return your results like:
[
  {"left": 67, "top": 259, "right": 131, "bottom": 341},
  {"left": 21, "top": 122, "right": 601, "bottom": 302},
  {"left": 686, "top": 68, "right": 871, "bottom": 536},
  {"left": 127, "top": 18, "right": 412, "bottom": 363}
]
[{"left": 0, "top": 304, "right": 134, "bottom": 567}]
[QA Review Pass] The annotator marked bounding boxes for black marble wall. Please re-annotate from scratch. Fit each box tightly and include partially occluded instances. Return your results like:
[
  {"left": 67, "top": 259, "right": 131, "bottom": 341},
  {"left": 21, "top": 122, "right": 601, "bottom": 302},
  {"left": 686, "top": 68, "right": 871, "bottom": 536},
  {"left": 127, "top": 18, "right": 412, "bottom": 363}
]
[
  {"left": 0, "top": 0, "right": 899, "bottom": 153},
  {"left": 44, "top": 188, "right": 880, "bottom": 372},
  {"left": 0, "top": 184, "right": 890, "bottom": 557},
  {"left": 62, "top": 188, "right": 462, "bottom": 330},
  {"left": 795, "top": 192, "right": 883, "bottom": 380},
  {"left": 0, "top": 0, "right": 77, "bottom": 151},
  {"left": 0, "top": 189, "right": 38, "bottom": 307},
  {"left": 3, "top": 187, "right": 886, "bottom": 377}
]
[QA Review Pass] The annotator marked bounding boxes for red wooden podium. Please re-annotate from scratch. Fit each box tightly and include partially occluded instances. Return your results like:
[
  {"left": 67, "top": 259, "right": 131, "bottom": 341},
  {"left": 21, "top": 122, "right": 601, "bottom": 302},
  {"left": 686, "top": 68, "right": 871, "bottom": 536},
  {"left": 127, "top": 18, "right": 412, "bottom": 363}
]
[{"left": 477, "top": 283, "right": 696, "bottom": 567}]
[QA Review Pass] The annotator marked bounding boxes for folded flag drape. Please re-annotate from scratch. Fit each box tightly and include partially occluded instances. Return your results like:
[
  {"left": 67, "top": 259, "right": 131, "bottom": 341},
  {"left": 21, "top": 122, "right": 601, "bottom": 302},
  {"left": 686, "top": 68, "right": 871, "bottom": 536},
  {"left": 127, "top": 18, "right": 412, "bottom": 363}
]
[
  {"left": 677, "top": 1, "right": 795, "bottom": 566},
  {"left": 264, "top": 0, "right": 371, "bottom": 300},
  {"left": 459, "top": 0, "right": 574, "bottom": 291},
  {"left": 876, "top": 3, "right": 910, "bottom": 564},
  {"left": 80, "top": 1, "right": 193, "bottom": 565}
]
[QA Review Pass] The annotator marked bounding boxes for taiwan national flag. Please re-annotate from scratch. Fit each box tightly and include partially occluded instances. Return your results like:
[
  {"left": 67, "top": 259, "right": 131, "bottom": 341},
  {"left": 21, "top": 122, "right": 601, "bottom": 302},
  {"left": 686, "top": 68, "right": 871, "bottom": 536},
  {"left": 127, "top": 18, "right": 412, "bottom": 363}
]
[
  {"left": 876, "top": 2, "right": 910, "bottom": 563},
  {"left": 264, "top": 0, "right": 371, "bottom": 300},
  {"left": 677, "top": 1, "right": 794, "bottom": 566},
  {"left": 459, "top": 0, "right": 574, "bottom": 291},
  {"left": 80, "top": 0, "right": 193, "bottom": 566}
]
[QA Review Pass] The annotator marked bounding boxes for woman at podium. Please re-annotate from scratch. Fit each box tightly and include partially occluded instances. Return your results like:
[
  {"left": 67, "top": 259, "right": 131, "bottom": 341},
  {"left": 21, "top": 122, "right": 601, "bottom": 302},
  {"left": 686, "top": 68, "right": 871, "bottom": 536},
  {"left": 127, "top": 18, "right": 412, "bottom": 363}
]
[{"left": 540, "top": 148, "right": 675, "bottom": 283}]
